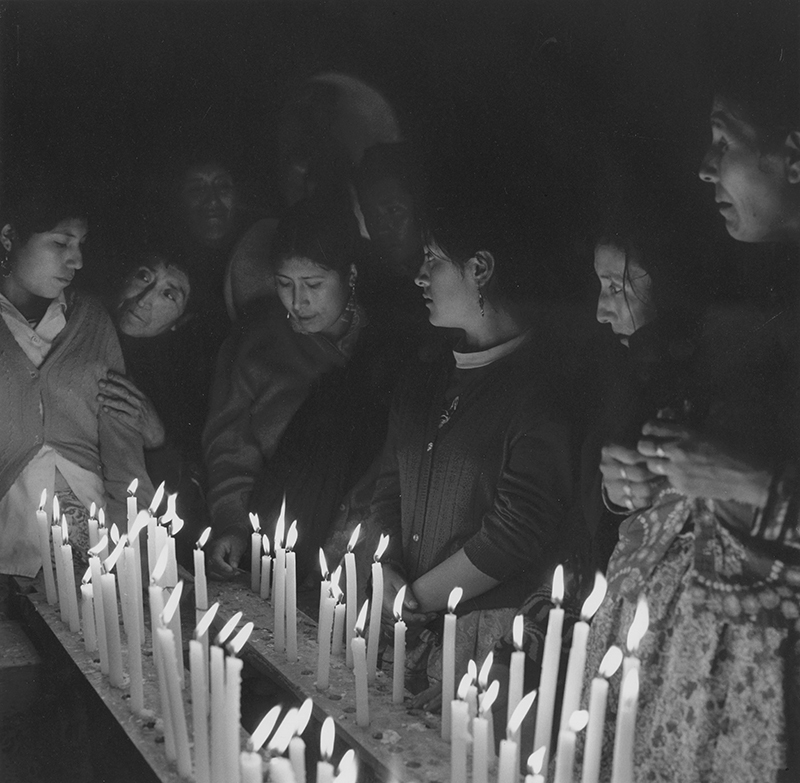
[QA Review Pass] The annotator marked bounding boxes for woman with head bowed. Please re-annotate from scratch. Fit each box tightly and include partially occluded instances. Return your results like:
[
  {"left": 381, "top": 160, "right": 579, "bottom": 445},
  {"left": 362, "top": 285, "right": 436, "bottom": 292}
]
[
  {"left": 0, "top": 177, "right": 153, "bottom": 576},
  {"left": 580, "top": 46, "right": 800, "bottom": 783}
]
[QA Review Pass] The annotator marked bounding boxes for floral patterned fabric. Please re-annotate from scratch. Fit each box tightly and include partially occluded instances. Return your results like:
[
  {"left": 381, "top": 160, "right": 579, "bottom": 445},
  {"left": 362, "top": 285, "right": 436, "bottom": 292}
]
[{"left": 579, "top": 487, "right": 800, "bottom": 783}]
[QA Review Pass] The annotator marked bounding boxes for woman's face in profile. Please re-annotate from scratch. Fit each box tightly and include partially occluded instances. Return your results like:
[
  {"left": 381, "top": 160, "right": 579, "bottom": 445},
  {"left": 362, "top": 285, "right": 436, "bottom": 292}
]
[
  {"left": 116, "top": 257, "right": 191, "bottom": 338},
  {"left": 594, "top": 244, "right": 656, "bottom": 346},
  {"left": 179, "top": 164, "right": 237, "bottom": 247},
  {"left": 274, "top": 256, "right": 352, "bottom": 339}
]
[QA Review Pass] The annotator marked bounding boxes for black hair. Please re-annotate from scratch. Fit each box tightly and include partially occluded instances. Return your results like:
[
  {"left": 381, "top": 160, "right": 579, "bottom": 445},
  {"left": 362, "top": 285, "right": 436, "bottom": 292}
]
[
  {"left": 116, "top": 245, "right": 195, "bottom": 314},
  {"left": 269, "top": 192, "right": 363, "bottom": 278},
  {"left": 2, "top": 179, "right": 90, "bottom": 245},
  {"left": 354, "top": 142, "right": 429, "bottom": 217}
]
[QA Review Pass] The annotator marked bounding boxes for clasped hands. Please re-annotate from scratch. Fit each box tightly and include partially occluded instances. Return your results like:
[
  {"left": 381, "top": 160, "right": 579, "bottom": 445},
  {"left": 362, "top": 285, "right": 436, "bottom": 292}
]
[
  {"left": 602, "top": 420, "right": 772, "bottom": 510},
  {"left": 97, "top": 370, "right": 166, "bottom": 449}
]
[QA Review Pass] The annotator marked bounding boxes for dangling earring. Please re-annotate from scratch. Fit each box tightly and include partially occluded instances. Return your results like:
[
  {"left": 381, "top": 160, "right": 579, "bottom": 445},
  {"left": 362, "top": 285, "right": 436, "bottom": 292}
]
[
  {"left": 478, "top": 286, "right": 485, "bottom": 318},
  {"left": 1, "top": 255, "right": 11, "bottom": 279}
]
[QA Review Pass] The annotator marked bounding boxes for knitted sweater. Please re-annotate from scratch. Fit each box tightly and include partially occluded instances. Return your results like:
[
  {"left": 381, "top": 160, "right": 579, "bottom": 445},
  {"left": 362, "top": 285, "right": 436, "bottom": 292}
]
[
  {"left": 368, "top": 337, "right": 576, "bottom": 612},
  {"left": 0, "top": 290, "right": 154, "bottom": 528}
]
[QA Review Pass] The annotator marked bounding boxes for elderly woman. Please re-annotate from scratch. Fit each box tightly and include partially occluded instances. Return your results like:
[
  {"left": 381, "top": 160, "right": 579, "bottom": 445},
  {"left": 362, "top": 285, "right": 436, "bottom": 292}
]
[
  {"left": 580, "top": 53, "right": 800, "bottom": 782},
  {"left": 0, "top": 179, "right": 153, "bottom": 575}
]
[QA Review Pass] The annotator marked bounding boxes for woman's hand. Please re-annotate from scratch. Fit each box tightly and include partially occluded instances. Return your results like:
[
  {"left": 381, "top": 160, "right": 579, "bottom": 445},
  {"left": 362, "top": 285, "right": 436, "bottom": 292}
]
[
  {"left": 637, "top": 421, "right": 772, "bottom": 507},
  {"left": 206, "top": 532, "right": 249, "bottom": 581},
  {"left": 600, "top": 443, "right": 664, "bottom": 511},
  {"left": 381, "top": 565, "right": 437, "bottom": 631},
  {"left": 98, "top": 371, "right": 166, "bottom": 449}
]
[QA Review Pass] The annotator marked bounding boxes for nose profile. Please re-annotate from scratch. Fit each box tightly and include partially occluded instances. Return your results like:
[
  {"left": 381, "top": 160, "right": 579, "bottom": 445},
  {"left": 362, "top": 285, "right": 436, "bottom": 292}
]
[
  {"left": 67, "top": 246, "right": 84, "bottom": 270},
  {"left": 414, "top": 260, "right": 429, "bottom": 288},
  {"left": 699, "top": 148, "right": 719, "bottom": 183},
  {"left": 596, "top": 294, "right": 613, "bottom": 324},
  {"left": 135, "top": 281, "right": 156, "bottom": 308}
]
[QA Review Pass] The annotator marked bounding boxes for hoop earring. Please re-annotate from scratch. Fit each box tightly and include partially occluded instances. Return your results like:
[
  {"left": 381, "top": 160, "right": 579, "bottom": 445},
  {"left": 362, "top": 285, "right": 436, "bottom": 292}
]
[
  {"left": 478, "top": 287, "right": 485, "bottom": 318},
  {"left": 1, "top": 252, "right": 11, "bottom": 279}
]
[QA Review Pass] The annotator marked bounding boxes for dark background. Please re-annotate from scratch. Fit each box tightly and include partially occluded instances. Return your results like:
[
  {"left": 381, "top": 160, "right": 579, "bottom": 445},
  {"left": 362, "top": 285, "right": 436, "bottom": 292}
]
[{"left": 0, "top": 0, "right": 797, "bottom": 300}]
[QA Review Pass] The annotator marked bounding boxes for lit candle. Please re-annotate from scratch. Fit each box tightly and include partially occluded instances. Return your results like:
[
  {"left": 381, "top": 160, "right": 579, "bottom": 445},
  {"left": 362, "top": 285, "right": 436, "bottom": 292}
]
[
  {"left": 159, "top": 599, "right": 192, "bottom": 778},
  {"left": 194, "top": 602, "right": 219, "bottom": 683},
  {"left": 36, "top": 490, "right": 57, "bottom": 605},
  {"left": 368, "top": 533, "right": 389, "bottom": 683},
  {"left": 151, "top": 591, "right": 176, "bottom": 764},
  {"left": 499, "top": 690, "right": 537, "bottom": 783},
  {"left": 336, "top": 750, "right": 357, "bottom": 783},
  {"left": 441, "top": 586, "right": 463, "bottom": 740},
  {"left": 149, "top": 546, "right": 169, "bottom": 662},
  {"left": 51, "top": 500, "right": 67, "bottom": 624},
  {"left": 162, "top": 496, "right": 181, "bottom": 588},
  {"left": 478, "top": 653, "right": 496, "bottom": 755},
  {"left": 267, "top": 758, "right": 296, "bottom": 783},
  {"left": 194, "top": 527, "right": 211, "bottom": 614},
  {"left": 80, "top": 569, "right": 97, "bottom": 653},
  {"left": 532, "top": 564, "right": 565, "bottom": 772},
  {"left": 392, "top": 585, "right": 407, "bottom": 704},
  {"left": 465, "top": 659, "right": 478, "bottom": 721},
  {"left": 190, "top": 637, "right": 211, "bottom": 783},
  {"left": 316, "top": 552, "right": 335, "bottom": 691},
  {"left": 116, "top": 527, "right": 134, "bottom": 639},
  {"left": 623, "top": 595, "right": 649, "bottom": 681},
  {"left": 611, "top": 668, "right": 640, "bottom": 783},
  {"left": 582, "top": 646, "right": 623, "bottom": 783},
  {"left": 128, "top": 512, "right": 148, "bottom": 641},
  {"left": 102, "top": 538, "right": 126, "bottom": 688},
  {"left": 259, "top": 535, "right": 271, "bottom": 601},
  {"left": 344, "top": 524, "right": 361, "bottom": 669},
  {"left": 164, "top": 580, "right": 185, "bottom": 688},
  {"left": 507, "top": 614, "right": 525, "bottom": 728},
  {"left": 330, "top": 567, "right": 345, "bottom": 657},
  {"left": 89, "top": 537, "right": 110, "bottom": 675},
  {"left": 285, "top": 521, "right": 299, "bottom": 662},
  {"left": 473, "top": 678, "right": 499, "bottom": 783},
  {"left": 525, "top": 747, "right": 546, "bottom": 783},
  {"left": 126, "top": 482, "right": 138, "bottom": 531},
  {"left": 240, "top": 706, "right": 281, "bottom": 783},
  {"left": 146, "top": 480, "right": 164, "bottom": 577},
  {"left": 554, "top": 710, "right": 588, "bottom": 783},
  {"left": 289, "top": 698, "right": 312, "bottom": 783},
  {"left": 352, "top": 600, "right": 370, "bottom": 727},
  {"left": 60, "top": 517, "right": 81, "bottom": 633},
  {"left": 317, "top": 717, "right": 335, "bottom": 783},
  {"left": 249, "top": 512, "right": 261, "bottom": 593},
  {"left": 88, "top": 501, "right": 100, "bottom": 550},
  {"left": 451, "top": 675, "right": 471, "bottom": 783},
  {"left": 560, "top": 573, "right": 607, "bottom": 732},
  {"left": 226, "top": 622, "right": 254, "bottom": 783},
  {"left": 211, "top": 612, "right": 242, "bottom": 783},
  {"left": 273, "top": 508, "right": 287, "bottom": 654},
  {"left": 123, "top": 542, "right": 145, "bottom": 715}
]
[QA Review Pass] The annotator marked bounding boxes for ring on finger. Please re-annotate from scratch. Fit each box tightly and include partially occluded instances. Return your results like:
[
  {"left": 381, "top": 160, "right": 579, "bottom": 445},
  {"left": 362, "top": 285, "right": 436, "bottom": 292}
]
[
  {"left": 623, "top": 482, "right": 632, "bottom": 498},
  {"left": 656, "top": 446, "right": 666, "bottom": 459}
]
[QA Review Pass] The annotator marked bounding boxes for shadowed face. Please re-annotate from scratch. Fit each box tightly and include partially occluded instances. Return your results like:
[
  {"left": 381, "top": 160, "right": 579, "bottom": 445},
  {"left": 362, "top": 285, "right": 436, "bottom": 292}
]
[
  {"left": 179, "top": 164, "right": 237, "bottom": 246},
  {"left": 415, "top": 239, "right": 475, "bottom": 329}
]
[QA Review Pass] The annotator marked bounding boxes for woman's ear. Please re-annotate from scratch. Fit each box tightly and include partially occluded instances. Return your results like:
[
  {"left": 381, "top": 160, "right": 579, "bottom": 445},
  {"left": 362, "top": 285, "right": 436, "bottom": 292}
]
[
  {"left": 786, "top": 130, "right": 800, "bottom": 185},
  {"left": 469, "top": 250, "right": 495, "bottom": 287},
  {"left": 1, "top": 223, "right": 15, "bottom": 254}
]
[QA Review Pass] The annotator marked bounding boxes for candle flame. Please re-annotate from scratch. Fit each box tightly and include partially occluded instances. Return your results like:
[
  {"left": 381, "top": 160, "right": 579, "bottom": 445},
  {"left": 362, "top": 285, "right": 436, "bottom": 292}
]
[
  {"left": 82, "top": 566, "right": 92, "bottom": 585},
  {"left": 262, "top": 534, "right": 271, "bottom": 556},
  {"left": 98, "top": 508, "right": 105, "bottom": 528},
  {"left": 581, "top": 572, "right": 608, "bottom": 621},
  {"left": 268, "top": 707, "right": 298, "bottom": 754},
  {"left": 89, "top": 501, "right": 96, "bottom": 518},
  {"left": 319, "top": 549, "right": 329, "bottom": 580},
  {"left": 148, "top": 481, "right": 165, "bottom": 513},
  {"left": 61, "top": 515, "right": 68, "bottom": 543},
  {"left": 330, "top": 565, "right": 342, "bottom": 593},
  {"left": 373, "top": 533, "right": 389, "bottom": 562},
  {"left": 478, "top": 651, "right": 493, "bottom": 690},
  {"left": 346, "top": 523, "right": 361, "bottom": 553},
  {"left": 194, "top": 602, "right": 219, "bottom": 639},
  {"left": 528, "top": 747, "right": 546, "bottom": 775},
  {"left": 151, "top": 545, "right": 169, "bottom": 585},
  {"left": 249, "top": 512, "right": 260, "bottom": 534},
  {"left": 551, "top": 564, "right": 564, "bottom": 604},
  {"left": 52, "top": 496, "right": 60, "bottom": 524},
  {"left": 626, "top": 594, "right": 649, "bottom": 655},
  {"left": 621, "top": 667, "right": 640, "bottom": 706},
  {"left": 513, "top": 614, "right": 523, "bottom": 651},
  {"left": 479, "top": 679, "right": 499, "bottom": 715},
  {"left": 275, "top": 510, "right": 286, "bottom": 550},
  {"left": 215, "top": 610, "right": 243, "bottom": 646},
  {"left": 88, "top": 535, "right": 108, "bottom": 558},
  {"left": 320, "top": 716, "right": 335, "bottom": 760},
  {"left": 161, "top": 581, "right": 184, "bottom": 626},
  {"left": 393, "top": 585, "right": 406, "bottom": 621},
  {"left": 568, "top": 710, "right": 589, "bottom": 732},
  {"left": 196, "top": 527, "right": 212, "bottom": 550},
  {"left": 127, "top": 478, "right": 138, "bottom": 496},
  {"left": 104, "top": 536, "right": 127, "bottom": 573},
  {"left": 110, "top": 523, "right": 120, "bottom": 545},
  {"left": 286, "top": 520, "right": 298, "bottom": 551},
  {"left": 507, "top": 689, "right": 537, "bottom": 736},
  {"left": 38, "top": 488, "right": 47, "bottom": 512},
  {"left": 457, "top": 672, "right": 472, "bottom": 700},
  {"left": 229, "top": 621, "right": 254, "bottom": 655},
  {"left": 336, "top": 749, "right": 357, "bottom": 782},
  {"left": 295, "top": 698, "right": 313, "bottom": 737},
  {"left": 170, "top": 514, "right": 184, "bottom": 536},
  {"left": 598, "top": 645, "right": 623, "bottom": 678},
  {"left": 129, "top": 510, "right": 149, "bottom": 543},
  {"left": 467, "top": 659, "right": 477, "bottom": 683},
  {"left": 447, "top": 586, "right": 463, "bottom": 614},
  {"left": 355, "top": 600, "right": 369, "bottom": 636},
  {"left": 249, "top": 704, "right": 282, "bottom": 753}
]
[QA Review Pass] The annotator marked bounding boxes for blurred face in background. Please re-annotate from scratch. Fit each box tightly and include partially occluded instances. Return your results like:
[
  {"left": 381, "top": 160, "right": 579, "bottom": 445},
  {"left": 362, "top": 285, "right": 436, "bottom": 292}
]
[
  {"left": 116, "top": 256, "right": 191, "bottom": 338},
  {"left": 595, "top": 243, "right": 656, "bottom": 346},
  {"left": 179, "top": 164, "right": 237, "bottom": 247}
]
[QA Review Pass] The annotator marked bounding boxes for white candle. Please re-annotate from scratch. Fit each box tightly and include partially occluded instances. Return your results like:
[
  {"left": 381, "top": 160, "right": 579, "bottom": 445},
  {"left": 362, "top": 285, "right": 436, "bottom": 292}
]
[
  {"left": 89, "top": 539, "right": 110, "bottom": 675},
  {"left": 285, "top": 521, "right": 298, "bottom": 662},
  {"left": 582, "top": 646, "right": 622, "bottom": 783},
  {"left": 267, "top": 758, "right": 296, "bottom": 783},
  {"left": 194, "top": 602, "right": 219, "bottom": 688},
  {"left": 239, "top": 750, "right": 262, "bottom": 783},
  {"left": 473, "top": 680, "right": 499, "bottom": 783},
  {"left": 210, "top": 644, "right": 226, "bottom": 783},
  {"left": 163, "top": 580, "right": 185, "bottom": 688},
  {"left": 146, "top": 480, "right": 164, "bottom": 575},
  {"left": 368, "top": 534, "right": 389, "bottom": 683},
  {"left": 316, "top": 577, "right": 335, "bottom": 691},
  {"left": 194, "top": 527, "right": 211, "bottom": 612},
  {"left": 249, "top": 512, "right": 261, "bottom": 593},
  {"left": 330, "top": 567, "right": 345, "bottom": 657},
  {"left": 52, "top": 517, "right": 67, "bottom": 624},
  {"left": 508, "top": 614, "right": 525, "bottom": 729},
  {"left": 532, "top": 565, "right": 565, "bottom": 772},
  {"left": 128, "top": 512, "right": 148, "bottom": 641},
  {"left": 36, "top": 490, "right": 58, "bottom": 605},
  {"left": 152, "top": 602, "right": 176, "bottom": 763},
  {"left": 88, "top": 502, "right": 100, "bottom": 550},
  {"left": 450, "top": 696, "right": 470, "bottom": 783},
  {"left": 336, "top": 751, "right": 357, "bottom": 783},
  {"left": 80, "top": 577, "right": 97, "bottom": 652},
  {"left": 344, "top": 524, "right": 361, "bottom": 670},
  {"left": 611, "top": 668, "right": 640, "bottom": 783},
  {"left": 241, "top": 706, "right": 281, "bottom": 783},
  {"left": 225, "top": 654, "right": 244, "bottom": 783},
  {"left": 317, "top": 717, "right": 335, "bottom": 783},
  {"left": 441, "top": 586, "right": 463, "bottom": 739},
  {"left": 187, "top": 641, "right": 208, "bottom": 780},
  {"left": 259, "top": 535, "right": 271, "bottom": 600},
  {"left": 288, "top": 698, "right": 312, "bottom": 783},
  {"left": 499, "top": 691, "right": 537, "bottom": 783},
  {"left": 622, "top": 595, "right": 649, "bottom": 681},
  {"left": 123, "top": 546, "right": 144, "bottom": 715},
  {"left": 158, "top": 624, "right": 192, "bottom": 778},
  {"left": 149, "top": 549, "right": 169, "bottom": 664},
  {"left": 526, "top": 747, "right": 546, "bottom": 783},
  {"left": 478, "top": 652, "right": 495, "bottom": 753},
  {"left": 466, "top": 659, "right": 478, "bottom": 721},
  {"left": 392, "top": 586, "right": 407, "bottom": 704},
  {"left": 126, "top": 484, "right": 138, "bottom": 531},
  {"left": 273, "top": 513, "right": 287, "bottom": 654},
  {"left": 352, "top": 601, "right": 370, "bottom": 727},
  {"left": 165, "top": 534, "right": 179, "bottom": 588},
  {"left": 101, "top": 569, "right": 125, "bottom": 687},
  {"left": 60, "top": 523, "right": 81, "bottom": 633},
  {"left": 554, "top": 710, "right": 588, "bottom": 783}
]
